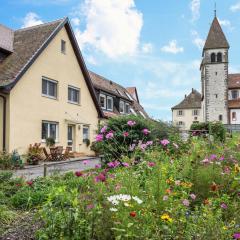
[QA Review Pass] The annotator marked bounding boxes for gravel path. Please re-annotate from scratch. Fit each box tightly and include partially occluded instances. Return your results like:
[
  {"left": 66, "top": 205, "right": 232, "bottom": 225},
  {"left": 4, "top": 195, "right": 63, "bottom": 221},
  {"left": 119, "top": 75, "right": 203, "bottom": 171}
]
[{"left": 12, "top": 157, "right": 101, "bottom": 180}]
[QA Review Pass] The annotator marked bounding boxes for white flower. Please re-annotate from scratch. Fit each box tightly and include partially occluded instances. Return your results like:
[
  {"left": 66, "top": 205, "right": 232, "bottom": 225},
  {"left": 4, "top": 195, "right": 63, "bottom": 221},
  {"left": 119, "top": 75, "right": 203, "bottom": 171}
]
[
  {"left": 110, "top": 208, "right": 118, "bottom": 212},
  {"left": 132, "top": 196, "right": 143, "bottom": 204}
]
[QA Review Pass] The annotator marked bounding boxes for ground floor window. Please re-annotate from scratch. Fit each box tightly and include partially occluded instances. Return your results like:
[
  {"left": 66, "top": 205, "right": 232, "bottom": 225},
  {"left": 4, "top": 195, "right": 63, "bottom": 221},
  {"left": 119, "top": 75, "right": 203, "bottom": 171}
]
[
  {"left": 83, "top": 126, "right": 90, "bottom": 143},
  {"left": 42, "top": 121, "right": 59, "bottom": 141},
  {"left": 232, "top": 112, "right": 237, "bottom": 121}
]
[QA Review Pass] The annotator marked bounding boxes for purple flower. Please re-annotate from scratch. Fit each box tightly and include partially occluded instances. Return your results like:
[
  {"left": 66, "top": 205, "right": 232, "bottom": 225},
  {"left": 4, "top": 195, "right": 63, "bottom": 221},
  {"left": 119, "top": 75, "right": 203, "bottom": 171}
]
[
  {"left": 100, "top": 125, "right": 108, "bottom": 133},
  {"left": 210, "top": 154, "right": 217, "bottom": 161},
  {"left": 182, "top": 199, "right": 190, "bottom": 207},
  {"left": 122, "top": 162, "right": 130, "bottom": 167},
  {"left": 95, "top": 164, "right": 101, "bottom": 169},
  {"left": 107, "top": 161, "right": 120, "bottom": 168},
  {"left": 233, "top": 233, "right": 240, "bottom": 239},
  {"left": 220, "top": 203, "right": 228, "bottom": 209},
  {"left": 95, "top": 173, "right": 106, "bottom": 182},
  {"left": 106, "top": 132, "right": 114, "bottom": 139},
  {"left": 219, "top": 156, "right": 225, "bottom": 161},
  {"left": 83, "top": 160, "right": 90, "bottom": 165},
  {"left": 123, "top": 132, "right": 129, "bottom": 137},
  {"left": 96, "top": 134, "right": 103, "bottom": 142},
  {"left": 160, "top": 139, "right": 170, "bottom": 146},
  {"left": 140, "top": 143, "right": 147, "bottom": 151},
  {"left": 190, "top": 193, "right": 196, "bottom": 200},
  {"left": 129, "top": 144, "right": 136, "bottom": 151},
  {"left": 146, "top": 141, "right": 153, "bottom": 146},
  {"left": 142, "top": 128, "right": 150, "bottom": 135},
  {"left": 127, "top": 120, "right": 136, "bottom": 127}
]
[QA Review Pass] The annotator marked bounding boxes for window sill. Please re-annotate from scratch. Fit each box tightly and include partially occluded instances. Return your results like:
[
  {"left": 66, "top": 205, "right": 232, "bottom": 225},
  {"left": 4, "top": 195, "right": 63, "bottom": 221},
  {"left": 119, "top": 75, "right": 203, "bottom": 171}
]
[
  {"left": 68, "top": 101, "right": 80, "bottom": 106},
  {"left": 42, "top": 94, "right": 58, "bottom": 100}
]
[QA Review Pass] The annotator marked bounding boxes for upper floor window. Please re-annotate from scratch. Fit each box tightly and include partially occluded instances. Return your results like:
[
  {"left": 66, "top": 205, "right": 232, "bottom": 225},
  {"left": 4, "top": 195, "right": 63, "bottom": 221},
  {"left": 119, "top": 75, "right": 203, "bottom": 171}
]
[
  {"left": 100, "top": 94, "right": 106, "bottom": 109},
  {"left": 107, "top": 96, "right": 113, "bottom": 111},
  {"left": 231, "top": 90, "right": 239, "bottom": 100},
  {"left": 42, "top": 77, "right": 57, "bottom": 99},
  {"left": 193, "top": 109, "right": 199, "bottom": 116},
  {"left": 232, "top": 112, "right": 237, "bottom": 121},
  {"left": 42, "top": 121, "right": 59, "bottom": 142},
  {"left": 119, "top": 100, "right": 124, "bottom": 113},
  {"left": 61, "top": 40, "right": 66, "bottom": 54},
  {"left": 211, "top": 53, "right": 216, "bottom": 63},
  {"left": 68, "top": 86, "right": 80, "bottom": 104},
  {"left": 177, "top": 110, "right": 184, "bottom": 116},
  {"left": 125, "top": 103, "right": 130, "bottom": 114},
  {"left": 217, "top": 52, "right": 222, "bottom": 62}
]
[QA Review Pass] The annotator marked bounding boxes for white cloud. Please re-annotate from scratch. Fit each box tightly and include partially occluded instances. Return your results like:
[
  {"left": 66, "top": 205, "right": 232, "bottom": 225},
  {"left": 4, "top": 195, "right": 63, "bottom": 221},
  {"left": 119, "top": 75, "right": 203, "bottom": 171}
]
[
  {"left": 71, "top": 17, "right": 80, "bottom": 26},
  {"left": 86, "top": 55, "right": 98, "bottom": 65},
  {"left": 142, "top": 43, "right": 153, "bottom": 53},
  {"left": 191, "top": 30, "right": 205, "bottom": 50},
  {"left": 190, "top": 0, "right": 200, "bottom": 22},
  {"left": 22, "top": 12, "right": 43, "bottom": 28},
  {"left": 74, "top": 0, "right": 143, "bottom": 59},
  {"left": 230, "top": 2, "right": 240, "bottom": 12},
  {"left": 218, "top": 19, "right": 233, "bottom": 30},
  {"left": 161, "top": 40, "right": 184, "bottom": 54}
]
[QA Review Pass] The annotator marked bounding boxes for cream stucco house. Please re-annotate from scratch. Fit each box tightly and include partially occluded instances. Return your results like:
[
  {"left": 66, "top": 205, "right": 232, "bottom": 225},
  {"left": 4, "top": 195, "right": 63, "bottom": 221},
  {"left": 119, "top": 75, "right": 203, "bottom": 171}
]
[{"left": 0, "top": 18, "right": 103, "bottom": 155}]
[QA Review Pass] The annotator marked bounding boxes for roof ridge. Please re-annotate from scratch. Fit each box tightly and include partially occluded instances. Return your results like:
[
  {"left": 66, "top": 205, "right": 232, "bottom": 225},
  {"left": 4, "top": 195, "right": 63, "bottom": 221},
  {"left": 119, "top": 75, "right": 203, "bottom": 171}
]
[{"left": 15, "top": 17, "right": 67, "bottom": 32}]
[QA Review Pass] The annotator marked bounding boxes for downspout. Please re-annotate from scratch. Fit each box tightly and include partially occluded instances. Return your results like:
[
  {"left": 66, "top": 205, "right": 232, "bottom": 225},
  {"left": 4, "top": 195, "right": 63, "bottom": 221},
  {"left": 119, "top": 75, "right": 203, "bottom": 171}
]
[{"left": 0, "top": 94, "right": 6, "bottom": 152}]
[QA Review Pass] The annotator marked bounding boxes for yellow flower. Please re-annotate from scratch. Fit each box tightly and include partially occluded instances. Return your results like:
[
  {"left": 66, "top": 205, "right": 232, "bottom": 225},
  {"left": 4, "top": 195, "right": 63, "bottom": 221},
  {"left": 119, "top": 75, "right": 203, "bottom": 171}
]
[
  {"left": 234, "top": 164, "right": 240, "bottom": 173},
  {"left": 161, "top": 213, "right": 173, "bottom": 223},
  {"left": 222, "top": 226, "right": 228, "bottom": 230}
]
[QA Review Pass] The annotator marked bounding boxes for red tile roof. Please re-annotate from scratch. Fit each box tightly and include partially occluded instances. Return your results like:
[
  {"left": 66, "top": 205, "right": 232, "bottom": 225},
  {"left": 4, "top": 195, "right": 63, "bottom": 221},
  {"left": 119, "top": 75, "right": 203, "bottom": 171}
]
[{"left": 228, "top": 74, "right": 240, "bottom": 89}]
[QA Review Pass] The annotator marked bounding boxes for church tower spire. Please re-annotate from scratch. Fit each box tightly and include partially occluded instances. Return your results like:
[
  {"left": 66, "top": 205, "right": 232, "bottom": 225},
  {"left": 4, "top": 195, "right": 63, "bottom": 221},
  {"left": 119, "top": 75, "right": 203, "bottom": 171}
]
[{"left": 201, "top": 15, "right": 229, "bottom": 124}]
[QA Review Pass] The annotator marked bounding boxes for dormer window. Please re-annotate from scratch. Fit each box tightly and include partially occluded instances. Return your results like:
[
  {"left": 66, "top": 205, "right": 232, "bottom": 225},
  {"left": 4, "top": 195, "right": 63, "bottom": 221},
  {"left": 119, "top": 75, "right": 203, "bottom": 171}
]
[
  {"left": 217, "top": 52, "right": 222, "bottom": 62},
  {"left": 125, "top": 103, "right": 130, "bottom": 114},
  {"left": 119, "top": 100, "right": 124, "bottom": 113},
  {"left": 107, "top": 96, "right": 113, "bottom": 111},
  {"left": 211, "top": 53, "right": 216, "bottom": 63},
  {"left": 100, "top": 94, "right": 106, "bottom": 109},
  {"left": 61, "top": 40, "right": 66, "bottom": 54}
]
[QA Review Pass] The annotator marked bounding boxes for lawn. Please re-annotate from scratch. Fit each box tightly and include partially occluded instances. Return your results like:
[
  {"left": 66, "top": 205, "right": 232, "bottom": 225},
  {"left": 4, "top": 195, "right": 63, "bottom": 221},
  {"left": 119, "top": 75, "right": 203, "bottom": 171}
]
[{"left": 0, "top": 117, "right": 240, "bottom": 239}]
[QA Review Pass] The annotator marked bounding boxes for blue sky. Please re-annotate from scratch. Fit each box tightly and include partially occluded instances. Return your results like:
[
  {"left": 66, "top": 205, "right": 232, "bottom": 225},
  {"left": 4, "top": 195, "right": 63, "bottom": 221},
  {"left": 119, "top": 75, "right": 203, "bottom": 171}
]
[{"left": 1, "top": 0, "right": 240, "bottom": 121}]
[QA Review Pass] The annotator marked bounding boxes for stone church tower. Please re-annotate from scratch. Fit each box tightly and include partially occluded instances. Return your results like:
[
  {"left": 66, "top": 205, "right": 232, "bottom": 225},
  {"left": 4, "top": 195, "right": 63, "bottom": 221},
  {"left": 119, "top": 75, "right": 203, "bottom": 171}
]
[{"left": 201, "top": 16, "right": 229, "bottom": 124}]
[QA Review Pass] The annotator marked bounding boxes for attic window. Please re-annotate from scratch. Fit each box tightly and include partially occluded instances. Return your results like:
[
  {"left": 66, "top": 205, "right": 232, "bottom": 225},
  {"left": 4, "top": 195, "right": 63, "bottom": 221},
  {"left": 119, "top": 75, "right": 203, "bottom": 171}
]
[{"left": 61, "top": 40, "right": 66, "bottom": 54}]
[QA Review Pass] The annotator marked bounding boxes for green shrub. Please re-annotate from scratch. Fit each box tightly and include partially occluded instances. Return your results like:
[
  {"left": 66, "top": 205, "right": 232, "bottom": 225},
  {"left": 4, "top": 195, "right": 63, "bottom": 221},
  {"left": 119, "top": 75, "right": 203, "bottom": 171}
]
[{"left": 0, "top": 151, "right": 23, "bottom": 169}]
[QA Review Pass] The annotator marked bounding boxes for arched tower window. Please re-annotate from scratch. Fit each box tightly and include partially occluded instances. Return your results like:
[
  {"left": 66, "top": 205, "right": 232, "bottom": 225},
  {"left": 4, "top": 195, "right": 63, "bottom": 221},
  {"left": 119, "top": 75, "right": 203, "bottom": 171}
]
[
  {"left": 217, "top": 52, "right": 222, "bottom": 62},
  {"left": 211, "top": 53, "right": 216, "bottom": 63}
]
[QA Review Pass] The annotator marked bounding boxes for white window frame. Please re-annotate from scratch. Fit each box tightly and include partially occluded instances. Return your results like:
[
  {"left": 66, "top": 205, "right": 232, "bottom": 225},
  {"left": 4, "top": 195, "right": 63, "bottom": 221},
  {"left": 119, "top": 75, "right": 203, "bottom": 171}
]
[
  {"left": 193, "top": 109, "right": 199, "bottom": 116},
  {"left": 231, "top": 90, "right": 239, "bottom": 100},
  {"left": 41, "top": 121, "right": 59, "bottom": 142},
  {"left": 107, "top": 96, "right": 113, "bottom": 111},
  {"left": 42, "top": 77, "right": 58, "bottom": 99},
  {"left": 119, "top": 100, "right": 124, "bottom": 113},
  {"left": 68, "top": 85, "right": 80, "bottom": 104},
  {"left": 83, "top": 125, "right": 90, "bottom": 142},
  {"left": 177, "top": 110, "right": 184, "bottom": 116},
  {"left": 100, "top": 94, "right": 106, "bottom": 109},
  {"left": 125, "top": 103, "right": 130, "bottom": 114}
]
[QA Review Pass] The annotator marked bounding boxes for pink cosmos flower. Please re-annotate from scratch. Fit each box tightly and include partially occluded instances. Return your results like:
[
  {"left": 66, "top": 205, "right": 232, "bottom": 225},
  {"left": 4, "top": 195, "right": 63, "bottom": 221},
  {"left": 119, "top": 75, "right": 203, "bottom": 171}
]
[
  {"left": 140, "top": 143, "right": 147, "bottom": 151},
  {"left": 201, "top": 158, "right": 210, "bottom": 164},
  {"left": 210, "top": 154, "right": 217, "bottom": 161},
  {"left": 146, "top": 141, "right": 153, "bottom": 146},
  {"left": 122, "top": 162, "right": 130, "bottom": 167},
  {"left": 107, "top": 161, "right": 120, "bottom": 168},
  {"left": 83, "top": 160, "right": 90, "bottom": 165},
  {"left": 142, "top": 128, "right": 150, "bottom": 135},
  {"left": 127, "top": 120, "right": 136, "bottom": 126},
  {"left": 219, "top": 156, "right": 225, "bottom": 161},
  {"left": 87, "top": 204, "right": 94, "bottom": 210},
  {"left": 220, "top": 203, "right": 228, "bottom": 209},
  {"left": 106, "top": 132, "right": 114, "bottom": 139},
  {"left": 100, "top": 125, "right": 108, "bottom": 133},
  {"left": 75, "top": 171, "right": 83, "bottom": 177},
  {"left": 233, "top": 233, "right": 240, "bottom": 239},
  {"left": 182, "top": 199, "right": 190, "bottom": 207},
  {"left": 123, "top": 132, "right": 129, "bottom": 137},
  {"left": 26, "top": 181, "right": 33, "bottom": 186},
  {"left": 148, "top": 162, "right": 156, "bottom": 167},
  {"left": 96, "top": 134, "right": 103, "bottom": 142},
  {"left": 160, "top": 139, "right": 170, "bottom": 146},
  {"left": 190, "top": 193, "right": 196, "bottom": 200}
]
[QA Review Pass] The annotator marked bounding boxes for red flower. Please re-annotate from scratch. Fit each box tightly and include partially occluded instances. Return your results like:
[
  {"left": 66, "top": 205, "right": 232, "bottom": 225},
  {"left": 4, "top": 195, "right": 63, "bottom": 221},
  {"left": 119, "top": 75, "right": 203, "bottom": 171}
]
[
  {"left": 75, "top": 171, "right": 83, "bottom": 177},
  {"left": 26, "top": 181, "right": 33, "bottom": 186},
  {"left": 130, "top": 211, "right": 137, "bottom": 217},
  {"left": 210, "top": 183, "right": 218, "bottom": 192}
]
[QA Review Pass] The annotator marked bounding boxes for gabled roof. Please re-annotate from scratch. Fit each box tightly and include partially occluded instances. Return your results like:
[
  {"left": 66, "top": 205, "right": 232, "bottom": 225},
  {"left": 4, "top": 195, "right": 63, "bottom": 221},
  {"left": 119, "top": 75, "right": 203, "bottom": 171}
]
[
  {"left": 0, "top": 18, "right": 103, "bottom": 118},
  {"left": 172, "top": 89, "right": 201, "bottom": 110},
  {"left": 89, "top": 71, "right": 149, "bottom": 118},
  {"left": 228, "top": 74, "right": 240, "bottom": 89},
  {"left": 0, "top": 24, "right": 14, "bottom": 53},
  {"left": 126, "top": 87, "right": 139, "bottom": 103},
  {"left": 204, "top": 17, "right": 229, "bottom": 50}
]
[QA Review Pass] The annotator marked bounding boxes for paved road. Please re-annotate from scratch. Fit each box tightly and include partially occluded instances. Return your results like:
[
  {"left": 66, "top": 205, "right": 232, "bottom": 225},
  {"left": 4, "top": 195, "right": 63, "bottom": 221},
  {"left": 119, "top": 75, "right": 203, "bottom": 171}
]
[{"left": 12, "top": 157, "right": 101, "bottom": 180}]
